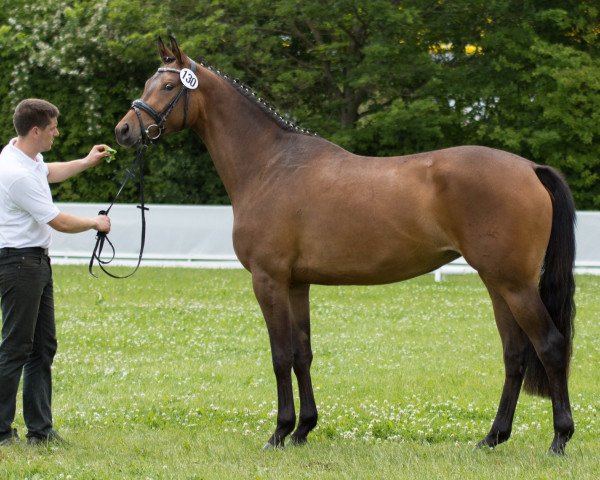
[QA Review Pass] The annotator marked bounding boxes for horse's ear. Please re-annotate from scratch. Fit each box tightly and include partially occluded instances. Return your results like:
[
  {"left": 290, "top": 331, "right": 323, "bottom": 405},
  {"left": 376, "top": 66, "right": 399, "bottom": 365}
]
[
  {"left": 169, "top": 34, "right": 185, "bottom": 66},
  {"left": 158, "top": 36, "right": 175, "bottom": 64}
]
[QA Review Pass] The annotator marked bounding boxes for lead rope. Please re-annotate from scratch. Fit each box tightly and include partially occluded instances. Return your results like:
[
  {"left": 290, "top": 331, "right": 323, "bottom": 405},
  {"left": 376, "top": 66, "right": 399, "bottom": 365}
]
[{"left": 88, "top": 145, "right": 149, "bottom": 278}]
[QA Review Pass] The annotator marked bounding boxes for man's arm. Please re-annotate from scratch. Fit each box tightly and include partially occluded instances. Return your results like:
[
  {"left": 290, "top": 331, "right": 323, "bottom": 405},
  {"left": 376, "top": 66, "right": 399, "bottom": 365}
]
[
  {"left": 47, "top": 144, "right": 111, "bottom": 184},
  {"left": 48, "top": 212, "right": 111, "bottom": 234}
]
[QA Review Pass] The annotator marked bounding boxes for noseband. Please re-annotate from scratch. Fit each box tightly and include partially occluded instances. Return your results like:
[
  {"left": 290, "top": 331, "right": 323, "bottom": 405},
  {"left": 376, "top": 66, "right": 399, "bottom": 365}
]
[{"left": 131, "top": 60, "right": 198, "bottom": 144}]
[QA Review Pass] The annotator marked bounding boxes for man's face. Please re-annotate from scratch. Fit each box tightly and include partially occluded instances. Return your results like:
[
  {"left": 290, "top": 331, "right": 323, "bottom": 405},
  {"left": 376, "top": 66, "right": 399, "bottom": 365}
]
[{"left": 35, "top": 118, "right": 59, "bottom": 152}]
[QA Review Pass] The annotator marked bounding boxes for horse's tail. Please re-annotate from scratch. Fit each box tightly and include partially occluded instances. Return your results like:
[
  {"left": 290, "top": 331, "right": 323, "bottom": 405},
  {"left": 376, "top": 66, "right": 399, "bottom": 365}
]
[{"left": 523, "top": 165, "right": 576, "bottom": 397}]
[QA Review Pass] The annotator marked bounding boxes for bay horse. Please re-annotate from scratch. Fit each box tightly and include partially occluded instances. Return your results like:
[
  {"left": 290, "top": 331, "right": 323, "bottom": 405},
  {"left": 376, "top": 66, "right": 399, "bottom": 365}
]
[{"left": 115, "top": 36, "right": 576, "bottom": 454}]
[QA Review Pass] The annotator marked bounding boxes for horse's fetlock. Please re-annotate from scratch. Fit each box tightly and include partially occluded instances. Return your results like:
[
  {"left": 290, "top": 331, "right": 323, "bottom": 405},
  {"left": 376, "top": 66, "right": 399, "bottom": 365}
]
[
  {"left": 299, "top": 411, "right": 318, "bottom": 432},
  {"left": 555, "top": 418, "right": 574, "bottom": 439},
  {"left": 277, "top": 413, "right": 296, "bottom": 433}
]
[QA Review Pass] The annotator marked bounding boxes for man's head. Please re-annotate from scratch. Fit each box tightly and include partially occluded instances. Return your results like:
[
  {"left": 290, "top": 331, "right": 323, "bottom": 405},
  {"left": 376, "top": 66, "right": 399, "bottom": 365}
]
[{"left": 13, "top": 99, "right": 60, "bottom": 153}]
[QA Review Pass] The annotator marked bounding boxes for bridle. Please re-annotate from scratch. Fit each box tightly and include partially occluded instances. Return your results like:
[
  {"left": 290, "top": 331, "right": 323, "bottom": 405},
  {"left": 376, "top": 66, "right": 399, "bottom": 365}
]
[
  {"left": 89, "top": 60, "right": 199, "bottom": 278},
  {"left": 131, "top": 60, "right": 198, "bottom": 144}
]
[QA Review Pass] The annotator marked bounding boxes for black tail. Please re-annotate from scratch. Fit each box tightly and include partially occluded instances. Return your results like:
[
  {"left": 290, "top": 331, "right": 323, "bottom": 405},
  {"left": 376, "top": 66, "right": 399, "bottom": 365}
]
[{"left": 523, "top": 166, "right": 576, "bottom": 397}]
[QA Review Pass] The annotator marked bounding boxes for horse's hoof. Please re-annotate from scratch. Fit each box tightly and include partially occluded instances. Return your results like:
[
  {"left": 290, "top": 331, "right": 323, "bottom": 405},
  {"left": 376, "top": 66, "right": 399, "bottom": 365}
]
[
  {"left": 474, "top": 439, "right": 494, "bottom": 451},
  {"left": 549, "top": 432, "right": 571, "bottom": 455},
  {"left": 548, "top": 444, "right": 566, "bottom": 456},
  {"left": 288, "top": 436, "right": 307, "bottom": 447},
  {"left": 262, "top": 440, "right": 285, "bottom": 451}
]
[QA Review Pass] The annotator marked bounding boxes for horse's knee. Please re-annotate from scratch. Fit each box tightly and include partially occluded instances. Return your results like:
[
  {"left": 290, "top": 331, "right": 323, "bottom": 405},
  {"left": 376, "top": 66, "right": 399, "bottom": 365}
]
[
  {"left": 293, "top": 350, "right": 313, "bottom": 375},
  {"left": 271, "top": 350, "right": 293, "bottom": 377}
]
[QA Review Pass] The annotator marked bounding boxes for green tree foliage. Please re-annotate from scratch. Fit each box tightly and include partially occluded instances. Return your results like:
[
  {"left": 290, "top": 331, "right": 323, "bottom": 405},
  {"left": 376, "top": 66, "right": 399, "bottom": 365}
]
[{"left": 0, "top": 0, "right": 598, "bottom": 207}]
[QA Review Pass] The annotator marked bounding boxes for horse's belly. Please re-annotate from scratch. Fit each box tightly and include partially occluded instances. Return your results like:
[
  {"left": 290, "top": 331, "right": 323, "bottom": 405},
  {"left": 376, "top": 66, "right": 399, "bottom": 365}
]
[
  {"left": 291, "top": 245, "right": 460, "bottom": 285},
  {"left": 234, "top": 198, "right": 460, "bottom": 284}
]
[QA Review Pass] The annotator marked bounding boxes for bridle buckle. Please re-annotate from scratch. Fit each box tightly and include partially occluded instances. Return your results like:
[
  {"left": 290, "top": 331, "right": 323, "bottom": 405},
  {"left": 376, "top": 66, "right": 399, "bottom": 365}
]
[{"left": 145, "top": 124, "right": 162, "bottom": 141}]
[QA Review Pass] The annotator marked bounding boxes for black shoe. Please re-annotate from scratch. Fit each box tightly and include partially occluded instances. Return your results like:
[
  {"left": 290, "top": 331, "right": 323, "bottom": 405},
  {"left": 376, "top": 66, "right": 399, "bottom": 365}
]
[
  {"left": 27, "top": 429, "right": 66, "bottom": 446},
  {"left": 0, "top": 428, "right": 19, "bottom": 446}
]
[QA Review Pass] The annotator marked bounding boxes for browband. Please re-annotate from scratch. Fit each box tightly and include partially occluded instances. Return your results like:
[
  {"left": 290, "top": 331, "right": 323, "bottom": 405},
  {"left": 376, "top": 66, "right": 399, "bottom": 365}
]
[{"left": 158, "top": 59, "right": 197, "bottom": 75}]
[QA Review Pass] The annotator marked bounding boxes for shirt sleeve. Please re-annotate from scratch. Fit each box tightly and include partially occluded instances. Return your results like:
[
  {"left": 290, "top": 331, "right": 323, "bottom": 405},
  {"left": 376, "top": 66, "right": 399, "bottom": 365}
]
[{"left": 8, "top": 175, "right": 60, "bottom": 224}]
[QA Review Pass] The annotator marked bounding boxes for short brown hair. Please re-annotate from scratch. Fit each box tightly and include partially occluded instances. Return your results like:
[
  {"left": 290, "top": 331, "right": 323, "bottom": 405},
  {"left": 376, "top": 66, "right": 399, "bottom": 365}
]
[{"left": 13, "top": 99, "right": 60, "bottom": 136}]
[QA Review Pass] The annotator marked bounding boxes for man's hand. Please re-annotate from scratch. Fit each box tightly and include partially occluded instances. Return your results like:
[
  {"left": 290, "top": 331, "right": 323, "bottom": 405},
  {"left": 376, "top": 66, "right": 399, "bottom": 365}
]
[
  {"left": 84, "top": 144, "right": 114, "bottom": 168},
  {"left": 94, "top": 214, "right": 111, "bottom": 234}
]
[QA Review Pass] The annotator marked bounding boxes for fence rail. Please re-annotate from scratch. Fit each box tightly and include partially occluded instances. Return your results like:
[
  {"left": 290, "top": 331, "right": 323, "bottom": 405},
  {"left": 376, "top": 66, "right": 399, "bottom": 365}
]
[{"left": 51, "top": 203, "right": 599, "bottom": 278}]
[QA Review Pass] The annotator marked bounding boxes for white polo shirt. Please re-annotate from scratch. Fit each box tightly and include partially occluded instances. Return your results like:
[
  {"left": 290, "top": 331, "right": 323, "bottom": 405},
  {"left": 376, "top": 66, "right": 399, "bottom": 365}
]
[{"left": 0, "top": 138, "right": 60, "bottom": 248}]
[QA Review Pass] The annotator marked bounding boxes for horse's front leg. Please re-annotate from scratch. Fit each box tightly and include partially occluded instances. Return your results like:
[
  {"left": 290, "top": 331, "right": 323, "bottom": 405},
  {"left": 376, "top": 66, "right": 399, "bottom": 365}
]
[
  {"left": 252, "top": 270, "right": 295, "bottom": 448},
  {"left": 289, "top": 283, "right": 318, "bottom": 445}
]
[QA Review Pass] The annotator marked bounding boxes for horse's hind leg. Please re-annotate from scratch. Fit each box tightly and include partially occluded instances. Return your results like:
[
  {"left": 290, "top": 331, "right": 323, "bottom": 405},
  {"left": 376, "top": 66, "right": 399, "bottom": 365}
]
[
  {"left": 477, "top": 282, "right": 528, "bottom": 449},
  {"left": 506, "top": 287, "right": 574, "bottom": 454},
  {"left": 288, "top": 283, "right": 318, "bottom": 445},
  {"left": 487, "top": 281, "right": 574, "bottom": 454},
  {"left": 252, "top": 271, "right": 296, "bottom": 448}
]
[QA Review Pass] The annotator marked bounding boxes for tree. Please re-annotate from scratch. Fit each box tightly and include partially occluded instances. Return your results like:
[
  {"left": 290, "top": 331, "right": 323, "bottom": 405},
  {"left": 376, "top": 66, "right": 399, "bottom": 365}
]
[
  {"left": 1, "top": 0, "right": 598, "bottom": 207},
  {"left": 420, "top": 0, "right": 600, "bottom": 207}
]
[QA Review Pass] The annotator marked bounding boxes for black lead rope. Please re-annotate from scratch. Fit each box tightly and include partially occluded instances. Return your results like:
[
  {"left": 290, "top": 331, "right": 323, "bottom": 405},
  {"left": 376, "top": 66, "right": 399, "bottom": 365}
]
[{"left": 89, "top": 145, "right": 149, "bottom": 278}]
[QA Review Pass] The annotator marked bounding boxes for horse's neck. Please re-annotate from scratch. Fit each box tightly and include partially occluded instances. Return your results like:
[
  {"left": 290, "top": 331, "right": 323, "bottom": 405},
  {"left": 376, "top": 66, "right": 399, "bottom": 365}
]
[{"left": 191, "top": 72, "right": 284, "bottom": 203}]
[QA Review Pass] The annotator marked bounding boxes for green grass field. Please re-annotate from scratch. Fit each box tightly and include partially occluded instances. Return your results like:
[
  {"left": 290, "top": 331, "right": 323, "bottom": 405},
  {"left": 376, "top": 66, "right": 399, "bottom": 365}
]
[{"left": 0, "top": 267, "right": 598, "bottom": 479}]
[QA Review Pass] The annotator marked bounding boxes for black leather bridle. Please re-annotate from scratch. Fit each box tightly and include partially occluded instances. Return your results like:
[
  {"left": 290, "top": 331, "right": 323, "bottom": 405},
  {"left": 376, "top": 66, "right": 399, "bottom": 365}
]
[
  {"left": 89, "top": 60, "right": 199, "bottom": 278},
  {"left": 131, "top": 60, "right": 198, "bottom": 144}
]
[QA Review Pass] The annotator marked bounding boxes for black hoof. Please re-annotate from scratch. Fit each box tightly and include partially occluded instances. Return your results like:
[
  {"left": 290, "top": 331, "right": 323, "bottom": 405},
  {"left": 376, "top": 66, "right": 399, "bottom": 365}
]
[
  {"left": 549, "top": 440, "right": 566, "bottom": 456},
  {"left": 263, "top": 441, "right": 285, "bottom": 450},
  {"left": 263, "top": 434, "right": 286, "bottom": 450},
  {"left": 474, "top": 438, "right": 495, "bottom": 450},
  {"left": 549, "top": 431, "right": 572, "bottom": 455},
  {"left": 288, "top": 435, "right": 307, "bottom": 447}
]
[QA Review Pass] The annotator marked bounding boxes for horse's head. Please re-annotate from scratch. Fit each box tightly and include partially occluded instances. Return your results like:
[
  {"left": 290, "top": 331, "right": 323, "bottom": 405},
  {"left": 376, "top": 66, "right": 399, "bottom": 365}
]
[{"left": 115, "top": 36, "right": 199, "bottom": 147}]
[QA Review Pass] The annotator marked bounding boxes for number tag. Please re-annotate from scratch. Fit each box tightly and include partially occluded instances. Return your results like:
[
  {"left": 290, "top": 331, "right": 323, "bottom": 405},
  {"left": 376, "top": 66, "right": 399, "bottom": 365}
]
[{"left": 180, "top": 68, "right": 199, "bottom": 89}]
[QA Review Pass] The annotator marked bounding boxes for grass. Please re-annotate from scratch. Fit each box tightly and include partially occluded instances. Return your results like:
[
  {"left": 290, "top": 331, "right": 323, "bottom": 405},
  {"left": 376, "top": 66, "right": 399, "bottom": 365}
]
[{"left": 0, "top": 267, "right": 598, "bottom": 479}]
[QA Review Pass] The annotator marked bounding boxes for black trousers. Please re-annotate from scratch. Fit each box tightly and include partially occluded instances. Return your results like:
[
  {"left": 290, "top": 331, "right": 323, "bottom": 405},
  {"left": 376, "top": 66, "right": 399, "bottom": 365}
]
[{"left": 0, "top": 248, "right": 56, "bottom": 437}]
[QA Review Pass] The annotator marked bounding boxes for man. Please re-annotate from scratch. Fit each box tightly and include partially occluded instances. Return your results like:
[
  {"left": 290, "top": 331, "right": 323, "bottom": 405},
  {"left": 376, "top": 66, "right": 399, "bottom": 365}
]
[{"left": 0, "top": 98, "right": 112, "bottom": 446}]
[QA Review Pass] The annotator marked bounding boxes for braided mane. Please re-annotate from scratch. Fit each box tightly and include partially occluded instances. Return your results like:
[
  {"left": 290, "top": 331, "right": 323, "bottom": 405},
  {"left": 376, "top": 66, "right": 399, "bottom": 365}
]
[{"left": 196, "top": 59, "right": 318, "bottom": 137}]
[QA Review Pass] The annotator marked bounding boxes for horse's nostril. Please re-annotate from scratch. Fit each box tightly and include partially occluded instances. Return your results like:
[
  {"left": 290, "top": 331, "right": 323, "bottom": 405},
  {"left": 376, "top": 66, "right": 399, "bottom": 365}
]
[{"left": 115, "top": 123, "right": 129, "bottom": 143}]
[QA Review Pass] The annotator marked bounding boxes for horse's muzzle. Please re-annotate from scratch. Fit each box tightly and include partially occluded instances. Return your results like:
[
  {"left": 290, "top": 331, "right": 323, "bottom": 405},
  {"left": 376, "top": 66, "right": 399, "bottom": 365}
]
[{"left": 114, "top": 118, "right": 139, "bottom": 147}]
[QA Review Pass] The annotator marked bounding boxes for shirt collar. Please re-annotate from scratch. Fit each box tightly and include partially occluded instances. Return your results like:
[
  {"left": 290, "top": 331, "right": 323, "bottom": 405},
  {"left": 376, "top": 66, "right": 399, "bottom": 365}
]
[{"left": 7, "top": 138, "right": 45, "bottom": 170}]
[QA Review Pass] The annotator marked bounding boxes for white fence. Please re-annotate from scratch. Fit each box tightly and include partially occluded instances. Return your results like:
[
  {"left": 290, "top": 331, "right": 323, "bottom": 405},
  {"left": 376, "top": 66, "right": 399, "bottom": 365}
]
[
  {"left": 51, "top": 204, "right": 239, "bottom": 268},
  {"left": 51, "top": 203, "right": 600, "bottom": 278}
]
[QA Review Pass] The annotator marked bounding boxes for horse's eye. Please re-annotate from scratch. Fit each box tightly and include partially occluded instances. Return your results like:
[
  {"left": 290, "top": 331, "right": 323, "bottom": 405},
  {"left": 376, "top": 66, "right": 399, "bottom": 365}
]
[{"left": 164, "top": 83, "right": 174, "bottom": 91}]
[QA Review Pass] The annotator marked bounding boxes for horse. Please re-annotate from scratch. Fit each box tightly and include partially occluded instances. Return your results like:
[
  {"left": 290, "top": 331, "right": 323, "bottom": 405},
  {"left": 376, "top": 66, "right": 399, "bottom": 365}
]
[{"left": 115, "top": 36, "right": 576, "bottom": 454}]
